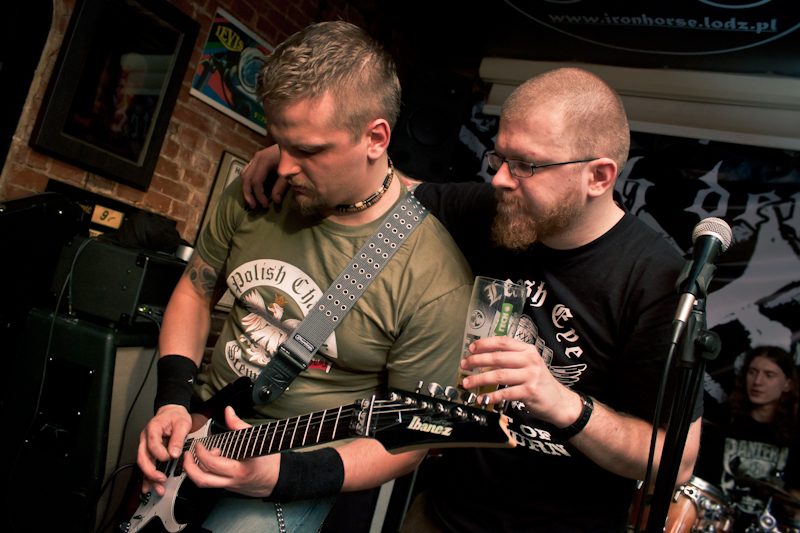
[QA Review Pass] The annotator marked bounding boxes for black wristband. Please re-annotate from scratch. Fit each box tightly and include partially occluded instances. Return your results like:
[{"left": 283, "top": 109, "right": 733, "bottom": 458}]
[
  {"left": 153, "top": 355, "right": 199, "bottom": 414},
  {"left": 549, "top": 391, "right": 594, "bottom": 441},
  {"left": 265, "top": 448, "right": 345, "bottom": 503}
]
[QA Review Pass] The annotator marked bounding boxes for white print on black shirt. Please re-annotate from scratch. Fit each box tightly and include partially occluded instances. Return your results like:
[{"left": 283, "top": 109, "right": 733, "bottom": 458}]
[
  {"left": 721, "top": 438, "right": 789, "bottom": 514},
  {"left": 505, "top": 407, "right": 572, "bottom": 457},
  {"left": 515, "top": 280, "right": 587, "bottom": 387}
]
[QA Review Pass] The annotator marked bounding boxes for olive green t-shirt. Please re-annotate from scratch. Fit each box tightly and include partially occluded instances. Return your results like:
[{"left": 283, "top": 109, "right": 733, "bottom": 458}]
[{"left": 195, "top": 177, "right": 473, "bottom": 422}]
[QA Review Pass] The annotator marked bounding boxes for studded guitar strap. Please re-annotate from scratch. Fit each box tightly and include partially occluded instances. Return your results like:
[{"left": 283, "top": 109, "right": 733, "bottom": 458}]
[{"left": 252, "top": 192, "right": 429, "bottom": 405}]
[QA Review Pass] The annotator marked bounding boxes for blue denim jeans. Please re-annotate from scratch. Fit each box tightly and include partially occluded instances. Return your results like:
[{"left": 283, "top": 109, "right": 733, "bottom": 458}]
[{"left": 201, "top": 492, "right": 337, "bottom": 533}]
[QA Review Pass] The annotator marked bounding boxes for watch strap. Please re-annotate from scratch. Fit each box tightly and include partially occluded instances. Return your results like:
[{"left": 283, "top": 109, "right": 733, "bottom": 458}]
[{"left": 549, "top": 391, "right": 594, "bottom": 441}]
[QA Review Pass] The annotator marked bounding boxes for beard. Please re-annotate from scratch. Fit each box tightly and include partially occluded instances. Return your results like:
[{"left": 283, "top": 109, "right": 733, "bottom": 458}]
[
  {"left": 288, "top": 179, "right": 335, "bottom": 217},
  {"left": 491, "top": 189, "right": 583, "bottom": 251}
]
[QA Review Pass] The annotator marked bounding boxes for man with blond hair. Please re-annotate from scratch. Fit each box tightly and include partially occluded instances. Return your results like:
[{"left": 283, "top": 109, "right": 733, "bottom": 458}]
[
  {"left": 138, "top": 21, "right": 472, "bottom": 533},
  {"left": 243, "top": 67, "right": 702, "bottom": 531}
]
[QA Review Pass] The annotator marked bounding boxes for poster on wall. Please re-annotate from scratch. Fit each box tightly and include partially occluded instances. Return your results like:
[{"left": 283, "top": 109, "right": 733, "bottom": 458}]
[
  {"left": 190, "top": 8, "right": 272, "bottom": 135},
  {"left": 617, "top": 132, "right": 800, "bottom": 419}
]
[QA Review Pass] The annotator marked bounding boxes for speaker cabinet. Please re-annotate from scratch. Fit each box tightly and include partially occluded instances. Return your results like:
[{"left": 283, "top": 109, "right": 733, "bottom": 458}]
[
  {"left": 52, "top": 236, "right": 186, "bottom": 329},
  {"left": 0, "top": 308, "right": 157, "bottom": 533},
  {"left": 389, "top": 65, "right": 473, "bottom": 183}
]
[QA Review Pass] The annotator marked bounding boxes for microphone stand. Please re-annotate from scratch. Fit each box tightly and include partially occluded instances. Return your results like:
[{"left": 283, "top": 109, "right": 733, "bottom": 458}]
[{"left": 645, "top": 298, "right": 721, "bottom": 533}]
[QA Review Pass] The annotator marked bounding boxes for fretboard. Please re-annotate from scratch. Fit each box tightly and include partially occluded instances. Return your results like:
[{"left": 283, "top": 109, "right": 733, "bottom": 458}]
[{"left": 186, "top": 405, "right": 357, "bottom": 460}]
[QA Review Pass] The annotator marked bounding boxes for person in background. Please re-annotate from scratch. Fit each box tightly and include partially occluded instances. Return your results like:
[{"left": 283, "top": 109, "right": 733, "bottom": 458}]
[
  {"left": 695, "top": 345, "right": 800, "bottom": 532},
  {"left": 137, "top": 21, "right": 472, "bottom": 533},
  {"left": 242, "top": 67, "right": 703, "bottom": 532}
]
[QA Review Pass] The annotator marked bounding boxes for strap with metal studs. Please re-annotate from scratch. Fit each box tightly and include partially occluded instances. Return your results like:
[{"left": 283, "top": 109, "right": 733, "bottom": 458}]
[{"left": 252, "top": 192, "right": 429, "bottom": 405}]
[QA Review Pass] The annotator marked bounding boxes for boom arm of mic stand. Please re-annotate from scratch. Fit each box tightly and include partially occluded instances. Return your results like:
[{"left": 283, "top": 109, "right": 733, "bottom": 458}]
[{"left": 645, "top": 299, "right": 720, "bottom": 533}]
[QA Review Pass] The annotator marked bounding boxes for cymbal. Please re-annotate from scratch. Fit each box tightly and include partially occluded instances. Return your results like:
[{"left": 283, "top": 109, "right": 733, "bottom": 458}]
[
  {"left": 735, "top": 476, "right": 792, "bottom": 496},
  {"left": 734, "top": 476, "right": 800, "bottom": 506}
]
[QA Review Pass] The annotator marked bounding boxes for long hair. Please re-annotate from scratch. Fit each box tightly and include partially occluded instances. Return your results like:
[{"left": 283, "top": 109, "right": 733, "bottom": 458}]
[{"left": 728, "top": 345, "right": 799, "bottom": 442}]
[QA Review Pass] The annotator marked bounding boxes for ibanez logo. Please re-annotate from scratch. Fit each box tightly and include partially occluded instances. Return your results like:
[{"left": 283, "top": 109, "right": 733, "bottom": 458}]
[{"left": 406, "top": 416, "right": 453, "bottom": 436}]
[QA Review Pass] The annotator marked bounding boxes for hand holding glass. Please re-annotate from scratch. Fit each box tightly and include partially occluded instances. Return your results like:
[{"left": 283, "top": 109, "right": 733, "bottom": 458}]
[{"left": 458, "top": 276, "right": 525, "bottom": 392}]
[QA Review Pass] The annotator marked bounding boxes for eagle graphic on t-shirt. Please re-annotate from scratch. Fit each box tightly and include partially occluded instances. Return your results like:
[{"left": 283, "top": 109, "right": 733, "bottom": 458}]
[{"left": 238, "top": 291, "right": 301, "bottom": 365}]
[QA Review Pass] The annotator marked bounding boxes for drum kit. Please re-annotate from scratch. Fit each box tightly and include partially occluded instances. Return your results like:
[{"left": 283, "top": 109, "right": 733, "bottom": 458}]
[{"left": 631, "top": 476, "right": 800, "bottom": 533}]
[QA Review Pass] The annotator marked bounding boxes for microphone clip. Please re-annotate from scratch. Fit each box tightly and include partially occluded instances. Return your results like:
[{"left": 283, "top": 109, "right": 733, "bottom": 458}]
[{"left": 675, "top": 259, "right": 717, "bottom": 300}]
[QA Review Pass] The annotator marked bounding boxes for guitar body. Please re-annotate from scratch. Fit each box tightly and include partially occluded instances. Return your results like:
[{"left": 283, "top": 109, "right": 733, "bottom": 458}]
[{"left": 123, "top": 421, "right": 218, "bottom": 533}]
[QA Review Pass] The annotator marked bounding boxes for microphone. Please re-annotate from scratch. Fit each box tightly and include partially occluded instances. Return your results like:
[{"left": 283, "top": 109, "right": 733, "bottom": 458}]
[{"left": 672, "top": 217, "right": 732, "bottom": 341}]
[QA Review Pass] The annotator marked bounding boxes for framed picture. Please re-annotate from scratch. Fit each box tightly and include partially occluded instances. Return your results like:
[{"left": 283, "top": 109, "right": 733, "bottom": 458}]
[
  {"left": 190, "top": 8, "right": 272, "bottom": 135},
  {"left": 198, "top": 150, "right": 248, "bottom": 237},
  {"left": 29, "top": 0, "right": 199, "bottom": 191}
]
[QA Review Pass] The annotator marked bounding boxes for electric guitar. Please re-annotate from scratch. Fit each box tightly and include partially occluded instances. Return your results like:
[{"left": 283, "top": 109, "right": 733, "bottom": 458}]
[{"left": 120, "top": 381, "right": 514, "bottom": 533}]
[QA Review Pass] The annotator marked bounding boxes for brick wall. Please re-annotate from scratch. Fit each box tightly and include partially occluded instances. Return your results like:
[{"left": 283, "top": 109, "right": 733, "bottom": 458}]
[{"left": 0, "top": 0, "right": 365, "bottom": 244}]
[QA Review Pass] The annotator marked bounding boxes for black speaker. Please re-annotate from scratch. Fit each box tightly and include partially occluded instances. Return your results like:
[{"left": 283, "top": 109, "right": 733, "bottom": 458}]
[
  {"left": 0, "top": 192, "right": 87, "bottom": 356},
  {"left": 389, "top": 64, "right": 474, "bottom": 183},
  {"left": 0, "top": 308, "right": 158, "bottom": 533},
  {"left": 51, "top": 236, "right": 186, "bottom": 329}
]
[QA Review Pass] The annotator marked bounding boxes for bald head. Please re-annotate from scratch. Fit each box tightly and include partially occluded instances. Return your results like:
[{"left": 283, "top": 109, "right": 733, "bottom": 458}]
[{"left": 501, "top": 68, "right": 630, "bottom": 174}]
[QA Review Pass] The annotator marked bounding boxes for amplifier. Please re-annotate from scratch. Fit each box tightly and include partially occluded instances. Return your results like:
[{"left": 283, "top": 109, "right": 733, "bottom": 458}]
[{"left": 52, "top": 236, "right": 187, "bottom": 328}]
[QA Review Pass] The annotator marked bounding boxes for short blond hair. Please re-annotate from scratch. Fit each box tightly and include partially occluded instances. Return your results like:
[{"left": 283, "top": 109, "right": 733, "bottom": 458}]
[
  {"left": 257, "top": 21, "right": 401, "bottom": 143},
  {"left": 501, "top": 68, "right": 630, "bottom": 173}
]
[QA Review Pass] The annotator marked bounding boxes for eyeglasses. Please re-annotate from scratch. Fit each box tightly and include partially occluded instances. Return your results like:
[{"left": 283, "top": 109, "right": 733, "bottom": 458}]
[{"left": 485, "top": 151, "right": 599, "bottom": 179}]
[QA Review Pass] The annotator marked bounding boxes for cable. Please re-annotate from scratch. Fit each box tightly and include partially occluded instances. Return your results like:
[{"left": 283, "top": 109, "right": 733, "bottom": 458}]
[
  {"left": 94, "top": 313, "right": 161, "bottom": 532},
  {"left": 633, "top": 341, "right": 676, "bottom": 533},
  {"left": 95, "top": 464, "right": 136, "bottom": 533}
]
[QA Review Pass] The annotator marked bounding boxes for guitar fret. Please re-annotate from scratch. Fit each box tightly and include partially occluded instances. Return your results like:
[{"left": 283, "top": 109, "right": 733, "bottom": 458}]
[
  {"left": 233, "top": 428, "right": 245, "bottom": 460},
  {"left": 246, "top": 426, "right": 259, "bottom": 459},
  {"left": 243, "top": 426, "right": 258, "bottom": 458},
  {"left": 278, "top": 418, "right": 289, "bottom": 451},
  {"left": 234, "top": 428, "right": 246, "bottom": 459},
  {"left": 269, "top": 419, "right": 279, "bottom": 453},
  {"left": 233, "top": 429, "right": 242, "bottom": 461},
  {"left": 248, "top": 424, "right": 264, "bottom": 457},
  {"left": 214, "top": 433, "right": 224, "bottom": 453},
  {"left": 243, "top": 427, "right": 256, "bottom": 459},
  {"left": 317, "top": 409, "right": 327, "bottom": 443},
  {"left": 302, "top": 413, "right": 311, "bottom": 446},
  {"left": 259, "top": 421, "right": 271, "bottom": 456},
  {"left": 332, "top": 405, "right": 343, "bottom": 440},
  {"left": 189, "top": 440, "right": 198, "bottom": 465},
  {"left": 237, "top": 428, "right": 249, "bottom": 459},
  {"left": 289, "top": 415, "right": 300, "bottom": 448},
  {"left": 222, "top": 432, "right": 234, "bottom": 458},
  {"left": 204, "top": 434, "right": 213, "bottom": 453}
]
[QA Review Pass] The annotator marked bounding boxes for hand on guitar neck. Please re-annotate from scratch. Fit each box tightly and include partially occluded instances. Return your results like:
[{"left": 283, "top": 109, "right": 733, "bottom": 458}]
[
  {"left": 138, "top": 379, "right": 281, "bottom": 499},
  {"left": 186, "top": 406, "right": 281, "bottom": 497}
]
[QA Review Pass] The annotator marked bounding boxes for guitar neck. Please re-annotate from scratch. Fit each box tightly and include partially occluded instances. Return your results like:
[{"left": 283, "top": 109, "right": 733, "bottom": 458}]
[
  {"left": 180, "top": 387, "right": 515, "bottom": 463},
  {"left": 189, "top": 404, "right": 357, "bottom": 460}
]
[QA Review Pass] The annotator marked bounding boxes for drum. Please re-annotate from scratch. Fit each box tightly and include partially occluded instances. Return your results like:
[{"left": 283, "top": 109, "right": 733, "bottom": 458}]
[{"left": 665, "top": 477, "right": 735, "bottom": 533}]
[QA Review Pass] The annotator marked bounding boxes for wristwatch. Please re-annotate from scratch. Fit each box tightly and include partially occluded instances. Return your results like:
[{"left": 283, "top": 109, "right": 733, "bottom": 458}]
[{"left": 548, "top": 391, "right": 594, "bottom": 441}]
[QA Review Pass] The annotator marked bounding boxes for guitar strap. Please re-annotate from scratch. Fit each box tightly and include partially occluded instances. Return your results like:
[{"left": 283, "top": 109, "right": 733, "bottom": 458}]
[{"left": 252, "top": 191, "right": 429, "bottom": 405}]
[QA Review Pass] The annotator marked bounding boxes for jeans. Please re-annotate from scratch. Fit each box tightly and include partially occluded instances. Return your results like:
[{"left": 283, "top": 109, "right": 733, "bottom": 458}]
[{"left": 201, "top": 492, "right": 337, "bottom": 533}]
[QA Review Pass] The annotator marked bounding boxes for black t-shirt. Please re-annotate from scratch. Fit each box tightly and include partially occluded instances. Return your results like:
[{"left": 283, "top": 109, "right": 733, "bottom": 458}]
[
  {"left": 414, "top": 182, "right": 702, "bottom": 533},
  {"left": 695, "top": 409, "right": 800, "bottom": 528}
]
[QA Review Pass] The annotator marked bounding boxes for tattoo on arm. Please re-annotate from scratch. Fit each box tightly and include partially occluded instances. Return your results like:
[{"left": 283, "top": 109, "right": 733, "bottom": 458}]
[{"left": 184, "top": 254, "right": 223, "bottom": 300}]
